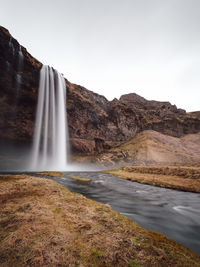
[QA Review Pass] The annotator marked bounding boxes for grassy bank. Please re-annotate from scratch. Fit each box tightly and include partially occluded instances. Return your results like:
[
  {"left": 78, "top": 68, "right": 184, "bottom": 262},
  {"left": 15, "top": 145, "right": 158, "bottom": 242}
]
[
  {"left": 105, "top": 166, "right": 200, "bottom": 193},
  {"left": 37, "top": 171, "right": 64, "bottom": 177},
  {"left": 0, "top": 174, "right": 200, "bottom": 266}
]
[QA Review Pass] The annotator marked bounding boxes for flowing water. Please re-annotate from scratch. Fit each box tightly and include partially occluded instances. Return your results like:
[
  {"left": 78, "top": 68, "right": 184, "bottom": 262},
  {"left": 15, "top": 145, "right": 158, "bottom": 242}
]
[
  {"left": 18, "top": 46, "right": 24, "bottom": 71},
  {"left": 9, "top": 39, "right": 24, "bottom": 100},
  {"left": 9, "top": 37, "right": 15, "bottom": 55},
  {"left": 15, "top": 45, "right": 24, "bottom": 95},
  {"left": 30, "top": 65, "right": 68, "bottom": 171},
  {"left": 9, "top": 41, "right": 25, "bottom": 121},
  {"left": 48, "top": 171, "right": 200, "bottom": 255}
]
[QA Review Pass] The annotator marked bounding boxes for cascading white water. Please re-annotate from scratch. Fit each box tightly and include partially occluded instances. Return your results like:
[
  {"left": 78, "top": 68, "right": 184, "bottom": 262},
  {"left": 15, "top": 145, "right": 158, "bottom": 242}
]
[
  {"left": 9, "top": 37, "right": 15, "bottom": 55},
  {"left": 16, "top": 46, "right": 24, "bottom": 92},
  {"left": 18, "top": 46, "right": 24, "bottom": 71},
  {"left": 31, "top": 65, "right": 68, "bottom": 170}
]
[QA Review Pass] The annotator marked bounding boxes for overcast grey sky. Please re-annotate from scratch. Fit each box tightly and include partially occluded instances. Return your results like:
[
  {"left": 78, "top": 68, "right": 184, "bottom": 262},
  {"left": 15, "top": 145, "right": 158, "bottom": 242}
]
[{"left": 1, "top": 0, "right": 200, "bottom": 111}]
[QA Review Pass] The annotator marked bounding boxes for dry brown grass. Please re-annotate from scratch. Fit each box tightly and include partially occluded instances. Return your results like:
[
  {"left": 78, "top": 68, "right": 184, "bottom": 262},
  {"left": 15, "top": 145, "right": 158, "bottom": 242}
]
[
  {"left": 0, "top": 174, "right": 200, "bottom": 266},
  {"left": 106, "top": 166, "right": 200, "bottom": 192},
  {"left": 37, "top": 171, "right": 64, "bottom": 177},
  {"left": 120, "top": 166, "right": 200, "bottom": 179}
]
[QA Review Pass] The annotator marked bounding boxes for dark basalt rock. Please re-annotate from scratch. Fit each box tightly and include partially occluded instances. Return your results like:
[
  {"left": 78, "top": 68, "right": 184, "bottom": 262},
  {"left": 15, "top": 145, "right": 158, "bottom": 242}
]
[
  {"left": 0, "top": 25, "right": 200, "bottom": 157},
  {"left": 0, "top": 26, "right": 41, "bottom": 144}
]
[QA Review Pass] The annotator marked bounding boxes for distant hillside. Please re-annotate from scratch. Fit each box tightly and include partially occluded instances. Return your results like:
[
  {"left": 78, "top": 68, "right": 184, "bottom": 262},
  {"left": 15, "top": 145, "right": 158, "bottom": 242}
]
[{"left": 97, "top": 130, "right": 200, "bottom": 166}]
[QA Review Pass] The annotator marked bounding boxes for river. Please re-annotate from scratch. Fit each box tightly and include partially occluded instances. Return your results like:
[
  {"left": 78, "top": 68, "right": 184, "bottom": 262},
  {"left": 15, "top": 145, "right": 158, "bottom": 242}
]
[{"left": 48, "top": 171, "right": 200, "bottom": 255}]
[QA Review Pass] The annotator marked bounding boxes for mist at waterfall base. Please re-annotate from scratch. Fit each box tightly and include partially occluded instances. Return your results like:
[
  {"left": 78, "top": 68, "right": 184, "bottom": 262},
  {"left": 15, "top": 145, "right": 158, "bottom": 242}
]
[
  {"left": 29, "top": 65, "right": 100, "bottom": 172},
  {"left": 0, "top": 60, "right": 100, "bottom": 172}
]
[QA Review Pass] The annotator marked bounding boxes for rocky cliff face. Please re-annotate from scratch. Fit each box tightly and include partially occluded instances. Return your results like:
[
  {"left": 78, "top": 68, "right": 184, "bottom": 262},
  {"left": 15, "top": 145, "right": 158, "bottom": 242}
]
[
  {"left": 0, "top": 26, "right": 41, "bottom": 145},
  {"left": 1, "top": 26, "right": 200, "bottom": 158}
]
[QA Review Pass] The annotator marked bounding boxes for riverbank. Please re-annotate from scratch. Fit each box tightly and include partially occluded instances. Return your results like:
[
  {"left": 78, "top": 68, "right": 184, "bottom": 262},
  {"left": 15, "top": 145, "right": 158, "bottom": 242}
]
[
  {"left": 105, "top": 166, "right": 200, "bottom": 193},
  {"left": 0, "top": 174, "right": 200, "bottom": 266}
]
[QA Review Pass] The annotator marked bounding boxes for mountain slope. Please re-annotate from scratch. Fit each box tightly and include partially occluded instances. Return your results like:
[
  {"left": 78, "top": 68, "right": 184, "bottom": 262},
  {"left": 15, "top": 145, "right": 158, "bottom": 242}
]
[{"left": 97, "top": 130, "right": 200, "bottom": 166}]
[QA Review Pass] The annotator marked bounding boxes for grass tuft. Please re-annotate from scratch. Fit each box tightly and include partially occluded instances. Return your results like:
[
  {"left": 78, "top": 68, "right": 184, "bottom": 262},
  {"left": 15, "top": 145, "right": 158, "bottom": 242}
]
[
  {"left": 37, "top": 171, "right": 64, "bottom": 177},
  {"left": 129, "top": 259, "right": 140, "bottom": 267}
]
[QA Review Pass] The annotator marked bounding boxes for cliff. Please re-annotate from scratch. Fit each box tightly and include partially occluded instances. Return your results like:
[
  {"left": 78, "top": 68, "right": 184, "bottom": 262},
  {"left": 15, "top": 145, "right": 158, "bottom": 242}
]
[{"left": 1, "top": 25, "right": 200, "bottom": 158}]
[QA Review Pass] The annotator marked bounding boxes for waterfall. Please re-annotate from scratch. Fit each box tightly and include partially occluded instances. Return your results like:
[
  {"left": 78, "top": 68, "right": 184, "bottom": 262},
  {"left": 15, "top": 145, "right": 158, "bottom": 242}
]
[
  {"left": 12, "top": 45, "right": 24, "bottom": 114},
  {"left": 30, "top": 65, "right": 68, "bottom": 170},
  {"left": 18, "top": 45, "right": 24, "bottom": 71},
  {"left": 16, "top": 45, "right": 24, "bottom": 93},
  {"left": 9, "top": 37, "right": 15, "bottom": 55}
]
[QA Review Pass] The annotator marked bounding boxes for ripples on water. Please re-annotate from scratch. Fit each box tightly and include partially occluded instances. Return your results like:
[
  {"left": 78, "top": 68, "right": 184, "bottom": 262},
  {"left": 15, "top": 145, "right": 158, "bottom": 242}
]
[{"left": 49, "top": 172, "right": 200, "bottom": 255}]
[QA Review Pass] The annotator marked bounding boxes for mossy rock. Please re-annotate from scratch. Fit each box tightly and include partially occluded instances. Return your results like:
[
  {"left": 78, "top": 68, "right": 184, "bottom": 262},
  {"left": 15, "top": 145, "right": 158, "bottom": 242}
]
[
  {"left": 37, "top": 172, "right": 64, "bottom": 177},
  {"left": 71, "top": 176, "right": 91, "bottom": 182}
]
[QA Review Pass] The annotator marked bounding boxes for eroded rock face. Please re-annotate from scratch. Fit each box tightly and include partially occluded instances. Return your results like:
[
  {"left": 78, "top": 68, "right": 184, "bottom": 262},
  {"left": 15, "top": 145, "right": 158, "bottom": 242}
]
[
  {"left": 1, "top": 26, "right": 200, "bottom": 157},
  {"left": 0, "top": 26, "right": 41, "bottom": 145}
]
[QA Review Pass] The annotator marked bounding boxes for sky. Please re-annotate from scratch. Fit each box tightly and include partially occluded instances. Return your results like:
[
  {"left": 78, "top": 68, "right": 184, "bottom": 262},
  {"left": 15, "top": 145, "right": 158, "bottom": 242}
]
[{"left": 0, "top": 0, "right": 200, "bottom": 111}]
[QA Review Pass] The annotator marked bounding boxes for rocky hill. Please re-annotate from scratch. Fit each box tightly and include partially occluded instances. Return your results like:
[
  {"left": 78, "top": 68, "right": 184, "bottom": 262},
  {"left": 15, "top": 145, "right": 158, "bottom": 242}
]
[
  {"left": 0, "top": 25, "right": 200, "bottom": 160},
  {"left": 97, "top": 130, "right": 200, "bottom": 166}
]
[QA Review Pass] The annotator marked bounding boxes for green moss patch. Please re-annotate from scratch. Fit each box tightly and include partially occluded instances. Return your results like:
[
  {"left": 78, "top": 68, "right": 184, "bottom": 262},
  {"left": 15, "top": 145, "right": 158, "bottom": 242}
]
[
  {"left": 37, "top": 171, "right": 64, "bottom": 177},
  {"left": 71, "top": 176, "right": 91, "bottom": 182}
]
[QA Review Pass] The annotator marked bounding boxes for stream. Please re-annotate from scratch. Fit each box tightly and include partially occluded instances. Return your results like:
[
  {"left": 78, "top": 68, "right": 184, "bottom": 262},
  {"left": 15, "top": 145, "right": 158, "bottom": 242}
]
[{"left": 48, "top": 171, "right": 200, "bottom": 255}]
